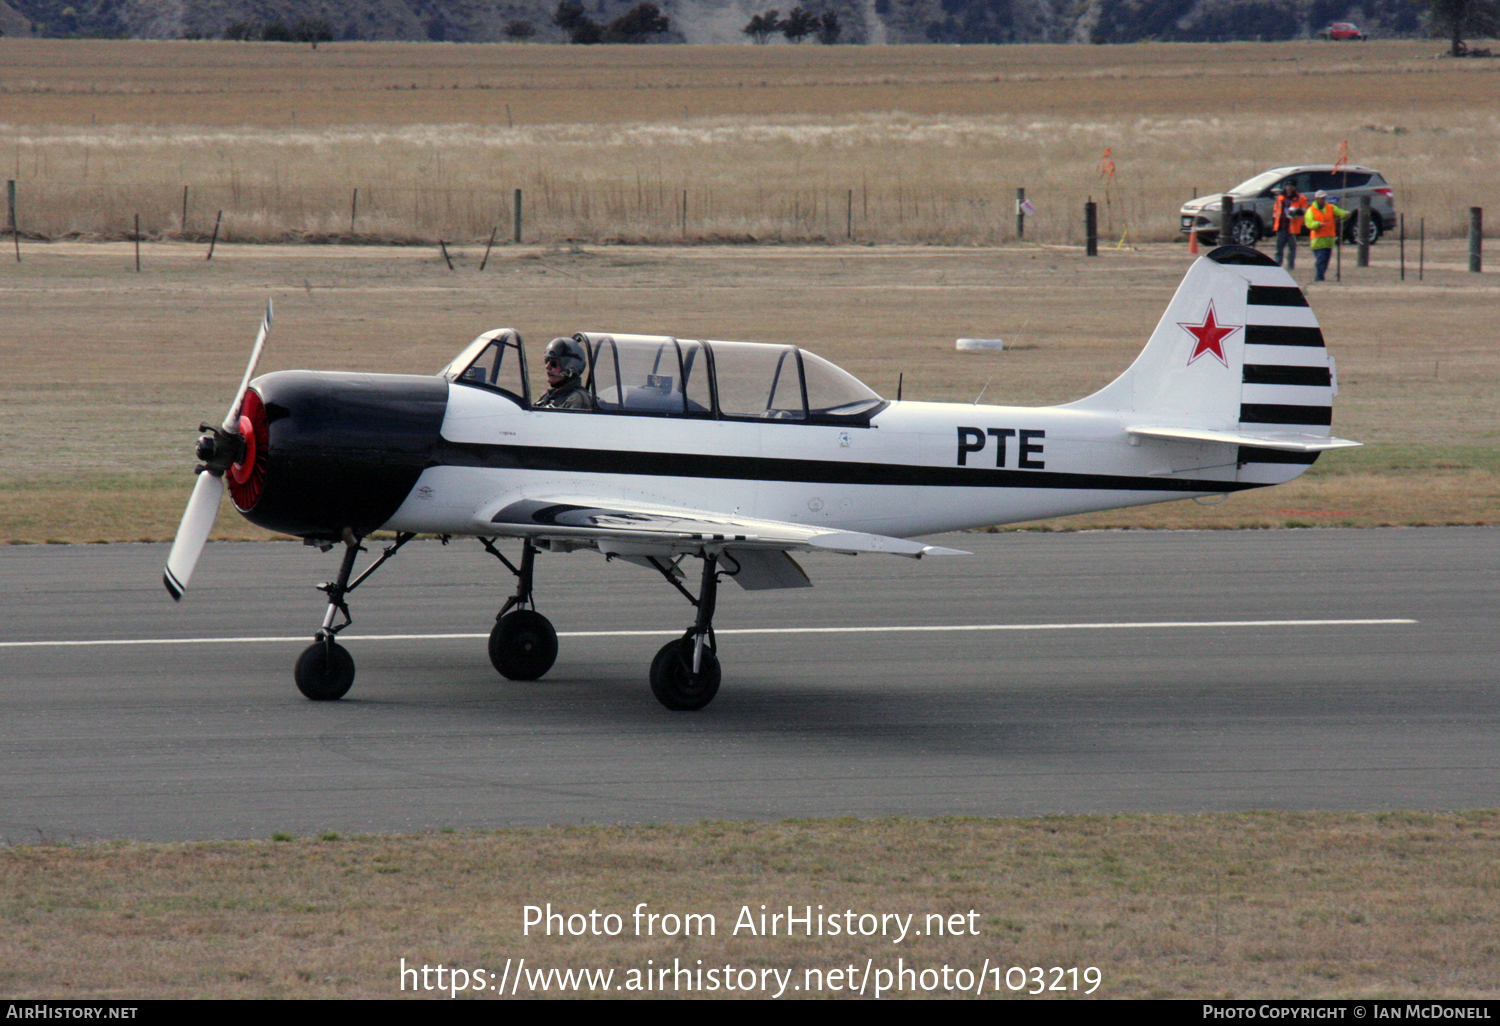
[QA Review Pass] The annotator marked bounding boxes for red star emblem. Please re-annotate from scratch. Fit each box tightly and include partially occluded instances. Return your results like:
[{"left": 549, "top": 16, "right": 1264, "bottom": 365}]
[{"left": 1179, "top": 301, "right": 1239, "bottom": 368}]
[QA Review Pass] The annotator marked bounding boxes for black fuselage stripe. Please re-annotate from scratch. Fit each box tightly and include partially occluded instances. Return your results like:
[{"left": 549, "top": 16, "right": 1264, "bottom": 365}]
[
  {"left": 436, "top": 441, "right": 1258, "bottom": 494},
  {"left": 1240, "top": 403, "right": 1333, "bottom": 426},
  {"left": 1244, "top": 325, "right": 1325, "bottom": 347},
  {"left": 1246, "top": 285, "right": 1310, "bottom": 307},
  {"left": 1243, "top": 364, "right": 1332, "bottom": 387}
]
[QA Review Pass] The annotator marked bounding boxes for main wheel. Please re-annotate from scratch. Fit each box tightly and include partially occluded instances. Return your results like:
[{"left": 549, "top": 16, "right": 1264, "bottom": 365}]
[
  {"left": 294, "top": 640, "right": 355, "bottom": 701},
  {"left": 1230, "top": 214, "right": 1261, "bottom": 247},
  {"left": 649, "top": 637, "right": 721, "bottom": 711},
  {"left": 488, "top": 609, "right": 558, "bottom": 680}
]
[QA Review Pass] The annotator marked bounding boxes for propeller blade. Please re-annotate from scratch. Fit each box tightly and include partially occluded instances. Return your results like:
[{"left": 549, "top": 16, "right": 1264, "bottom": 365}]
[
  {"left": 222, "top": 299, "right": 274, "bottom": 434},
  {"left": 163, "top": 471, "right": 225, "bottom": 601}
]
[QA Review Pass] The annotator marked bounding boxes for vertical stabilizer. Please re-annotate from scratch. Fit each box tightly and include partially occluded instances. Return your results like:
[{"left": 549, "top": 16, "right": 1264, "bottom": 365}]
[{"left": 1063, "top": 245, "right": 1355, "bottom": 482}]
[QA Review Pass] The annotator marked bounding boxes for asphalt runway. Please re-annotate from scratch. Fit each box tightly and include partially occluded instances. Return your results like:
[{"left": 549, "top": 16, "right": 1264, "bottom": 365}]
[{"left": 2, "top": 528, "right": 1495, "bottom": 842}]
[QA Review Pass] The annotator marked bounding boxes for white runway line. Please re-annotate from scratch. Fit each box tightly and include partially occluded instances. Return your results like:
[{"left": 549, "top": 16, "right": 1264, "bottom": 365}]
[{"left": 0, "top": 619, "right": 1418, "bottom": 648}]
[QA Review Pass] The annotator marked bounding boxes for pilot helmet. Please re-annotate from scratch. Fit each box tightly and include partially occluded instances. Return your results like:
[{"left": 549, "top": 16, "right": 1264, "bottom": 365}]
[{"left": 544, "top": 336, "right": 587, "bottom": 380}]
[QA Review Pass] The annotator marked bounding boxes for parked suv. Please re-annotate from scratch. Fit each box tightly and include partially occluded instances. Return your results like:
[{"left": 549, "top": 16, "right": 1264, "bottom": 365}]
[{"left": 1179, "top": 165, "right": 1395, "bottom": 247}]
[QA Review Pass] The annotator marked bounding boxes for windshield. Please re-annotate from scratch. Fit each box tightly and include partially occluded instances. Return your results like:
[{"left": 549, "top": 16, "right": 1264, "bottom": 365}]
[
  {"left": 445, "top": 328, "right": 530, "bottom": 405},
  {"left": 1228, "top": 170, "right": 1288, "bottom": 196}
]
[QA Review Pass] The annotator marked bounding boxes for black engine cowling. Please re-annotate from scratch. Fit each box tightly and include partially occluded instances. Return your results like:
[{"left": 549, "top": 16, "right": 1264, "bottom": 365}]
[{"left": 235, "top": 370, "right": 449, "bottom": 540}]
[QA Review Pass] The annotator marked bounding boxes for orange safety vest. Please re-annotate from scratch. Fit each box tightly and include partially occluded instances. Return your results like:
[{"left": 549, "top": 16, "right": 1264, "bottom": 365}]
[
  {"left": 1305, "top": 201, "right": 1343, "bottom": 245},
  {"left": 1273, "top": 192, "right": 1306, "bottom": 234}
]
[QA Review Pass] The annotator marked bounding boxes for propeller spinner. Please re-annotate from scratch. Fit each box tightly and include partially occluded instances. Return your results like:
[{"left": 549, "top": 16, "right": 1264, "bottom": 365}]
[{"left": 162, "top": 301, "right": 273, "bottom": 600}]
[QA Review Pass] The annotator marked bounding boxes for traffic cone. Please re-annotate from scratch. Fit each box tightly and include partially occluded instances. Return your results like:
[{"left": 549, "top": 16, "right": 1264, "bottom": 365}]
[{"left": 1187, "top": 227, "right": 1199, "bottom": 255}]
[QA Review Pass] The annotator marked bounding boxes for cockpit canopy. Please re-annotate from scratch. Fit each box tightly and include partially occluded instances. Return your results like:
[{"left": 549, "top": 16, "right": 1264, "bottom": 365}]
[{"left": 442, "top": 330, "right": 885, "bottom": 425}]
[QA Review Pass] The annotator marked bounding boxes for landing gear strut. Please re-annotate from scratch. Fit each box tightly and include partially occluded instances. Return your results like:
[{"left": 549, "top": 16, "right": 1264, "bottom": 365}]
[
  {"left": 292, "top": 530, "right": 412, "bottom": 701},
  {"left": 647, "top": 552, "right": 723, "bottom": 711},
  {"left": 481, "top": 538, "right": 558, "bottom": 680}
]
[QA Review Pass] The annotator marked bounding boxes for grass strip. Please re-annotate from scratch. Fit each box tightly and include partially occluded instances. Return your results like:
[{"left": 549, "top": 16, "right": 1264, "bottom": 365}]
[{"left": 3, "top": 812, "right": 1497, "bottom": 999}]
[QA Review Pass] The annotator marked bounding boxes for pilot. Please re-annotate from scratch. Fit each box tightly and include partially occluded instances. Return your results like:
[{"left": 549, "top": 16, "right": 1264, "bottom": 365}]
[{"left": 535, "top": 336, "right": 596, "bottom": 411}]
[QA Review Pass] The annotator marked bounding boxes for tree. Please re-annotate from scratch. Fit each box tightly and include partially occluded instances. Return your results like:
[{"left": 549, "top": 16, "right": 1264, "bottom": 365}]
[
  {"left": 261, "top": 22, "right": 294, "bottom": 41},
  {"left": 554, "top": 1, "right": 586, "bottom": 31},
  {"left": 293, "top": 19, "right": 334, "bottom": 44},
  {"left": 504, "top": 19, "right": 536, "bottom": 40},
  {"left": 554, "top": 0, "right": 602, "bottom": 43},
  {"left": 743, "top": 10, "right": 781, "bottom": 42},
  {"left": 815, "top": 10, "right": 842, "bottom": 43},
  {"left": 1429, "top": 0, "right": 1500, "bottom": 55},
  {"left": 782, "top": 6, "right": 817, "bottom": 41},
  {"left": 605, "top": 2, "right": 671, "bottom": 42}
]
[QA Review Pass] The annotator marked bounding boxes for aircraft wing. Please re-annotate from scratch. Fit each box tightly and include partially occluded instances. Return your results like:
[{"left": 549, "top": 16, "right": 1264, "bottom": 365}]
[{"left": 483, "top": 496, "right": 970, "bottom": 558}]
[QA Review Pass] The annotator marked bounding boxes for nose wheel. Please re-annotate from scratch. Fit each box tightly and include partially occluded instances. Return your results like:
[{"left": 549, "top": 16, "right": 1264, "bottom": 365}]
[
  {"left": 290, "top": 531, "right": 412, "bottom": 702},
  {"left": 294, "top": 638, "right": 355, "bottom": 700}
]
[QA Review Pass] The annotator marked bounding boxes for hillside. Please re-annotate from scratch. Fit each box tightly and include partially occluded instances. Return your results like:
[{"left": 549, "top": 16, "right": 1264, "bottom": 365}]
[{"left": 1, "top": 0, "right": 1432, "bottom": 44}]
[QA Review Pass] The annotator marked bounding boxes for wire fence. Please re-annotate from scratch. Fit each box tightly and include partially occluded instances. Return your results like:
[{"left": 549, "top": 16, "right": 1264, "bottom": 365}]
[{"left": 6, "top": 179, "right": 1151, "bottom": 247}]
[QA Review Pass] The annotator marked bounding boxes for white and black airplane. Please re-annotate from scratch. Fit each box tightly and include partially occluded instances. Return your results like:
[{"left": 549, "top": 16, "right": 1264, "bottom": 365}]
[{"left": 163, "top": 245, "right": 1357, "bottom": 710}]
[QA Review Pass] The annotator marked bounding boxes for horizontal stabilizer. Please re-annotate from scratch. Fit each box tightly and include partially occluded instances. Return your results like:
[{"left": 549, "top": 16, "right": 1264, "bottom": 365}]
[{"left": 1127, "top": 425, "right": 1362, "bottom": 453}]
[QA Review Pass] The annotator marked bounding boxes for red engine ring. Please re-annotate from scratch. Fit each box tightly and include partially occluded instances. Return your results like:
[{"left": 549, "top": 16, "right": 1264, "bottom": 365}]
[{"left": 227, "top": 387, "right": 269, "bottom": 511}]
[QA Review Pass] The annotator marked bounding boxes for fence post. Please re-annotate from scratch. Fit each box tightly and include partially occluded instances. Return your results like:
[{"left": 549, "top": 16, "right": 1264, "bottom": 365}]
[
  {"left": 513, "top": 188, "right": 522, "bottom": 244},
  {"left": 206, "top": 209, "right": 222, "bottom": 260},
  {"left": 439, "top": 240, "right": 454, "bottom": 270},
  {"left": 847, "top": 188, "right": 853, "bottom": 241},
  {"left": 134, "top": 214, "right": 141, "bottom": 272},
  {"left": 1219, "top": 195, "right": 1234, "bottom": 247},
  {"left": 7, "top": 180, "right": 16, "bottom": 263},
  {"left": 1085, "top": 198, "right": 1098, "bottom": 257},
  {"left": 182, "top": 185, "right": 189, "bottom": 235},
  {"left": 1470, "top": 207, "right": 1483, "bottom": 273},
  {"left": 480, "top": 226, "right": 497, "bottom": 271},
  {"left": 1015, "top": 187, "right": 1025, "bottom": 239},
  {"left": 350, "top": 188, "right": 358, "bottom": 234},
  {"left": 1399, "top": 213, "right": 1405, "bottom": 281},
  {"left": 1419, "top": 217, "right": 1425, "bottom": 281},
  {"left": 1357, "top": 195, "right": 1371, "bottom": 268}
]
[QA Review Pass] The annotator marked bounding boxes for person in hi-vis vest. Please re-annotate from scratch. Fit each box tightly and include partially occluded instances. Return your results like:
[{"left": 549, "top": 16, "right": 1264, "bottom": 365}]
[
  {"left": 1304, "top": 190, "right": 1348, "bottom": 282},
  {"left": 1272, "top": 180, "right": 1307, "bottom": 270}
]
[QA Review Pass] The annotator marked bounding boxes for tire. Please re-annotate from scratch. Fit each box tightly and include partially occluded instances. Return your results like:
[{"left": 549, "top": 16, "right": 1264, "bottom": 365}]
[
  {"left": 1345, "top": 216, "right": 1381, "bottom": 246},
  {"left": 488, "top": 609, "right": 558, "bottom": 680},
  {"left": 294, "top": 640, "right": 355, "bottom": 701},
  {"left": 649, "top": 637, "right": 721, "bottom": 711},
  {"left": 1229, "top": 215, "right": 1261, "bottom": 247}
]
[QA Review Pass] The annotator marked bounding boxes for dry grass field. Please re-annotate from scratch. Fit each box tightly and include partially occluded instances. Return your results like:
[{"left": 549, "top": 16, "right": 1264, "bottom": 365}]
[
  {"left": 3, "top": 813, "right": 1497, "bottom": 999},
  {"left": 1, "top": 38, "right": 1496, "bottom": 245}
]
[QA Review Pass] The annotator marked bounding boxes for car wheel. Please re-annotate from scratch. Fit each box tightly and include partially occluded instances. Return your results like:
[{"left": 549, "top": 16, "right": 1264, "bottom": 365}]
[
  {"left": 1345, "top": 216, "right": 1382, "bottom": 246},
  {"left": 1230, "top": 215, "right": 1260, "bottom": 247}
]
